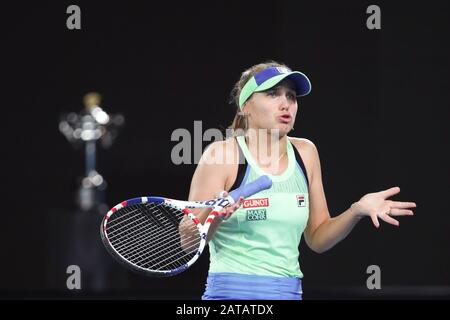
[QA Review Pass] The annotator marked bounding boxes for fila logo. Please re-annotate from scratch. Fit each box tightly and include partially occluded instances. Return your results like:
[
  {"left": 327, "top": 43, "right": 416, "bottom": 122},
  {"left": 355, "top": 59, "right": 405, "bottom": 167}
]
[
  {"left": 243, "top": 198, "right": 269, "bottom": 208},
  {"left": 297, "top": 194, "right": 306, "bottom": 207}
]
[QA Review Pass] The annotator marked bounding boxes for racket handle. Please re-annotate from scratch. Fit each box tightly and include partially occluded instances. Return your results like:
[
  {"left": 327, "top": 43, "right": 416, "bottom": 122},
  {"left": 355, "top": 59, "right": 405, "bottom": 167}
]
[{"left": 229, "top": 175, "right": 272, "bottom": 202}]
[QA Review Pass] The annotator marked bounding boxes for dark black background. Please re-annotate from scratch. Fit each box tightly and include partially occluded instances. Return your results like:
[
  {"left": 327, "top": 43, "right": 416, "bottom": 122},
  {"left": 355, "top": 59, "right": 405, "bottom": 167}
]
[{"left": 1, "top": 0, "right": 449, "bottom": 299}]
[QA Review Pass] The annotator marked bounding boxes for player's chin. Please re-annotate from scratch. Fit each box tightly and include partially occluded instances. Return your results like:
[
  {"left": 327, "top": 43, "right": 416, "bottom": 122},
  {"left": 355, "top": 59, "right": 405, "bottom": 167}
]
[{"left": 270, "top": 124, "right": 292, "bottom": 136}]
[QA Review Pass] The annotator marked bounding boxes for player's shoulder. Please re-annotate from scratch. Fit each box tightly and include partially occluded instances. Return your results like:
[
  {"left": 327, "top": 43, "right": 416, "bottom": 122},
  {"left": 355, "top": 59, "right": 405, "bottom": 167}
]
[
  {"left": 288, "top": 137, "right": 319, "bottom": 182},
  {"left": 200, "top": 137, "right": 239, "bottom": 165},
  {"left": 204, "top": 137, "right": 238, "bottom": 153},
  {"left": 288, "top": 136, "right": 318, "bottom": 154}
]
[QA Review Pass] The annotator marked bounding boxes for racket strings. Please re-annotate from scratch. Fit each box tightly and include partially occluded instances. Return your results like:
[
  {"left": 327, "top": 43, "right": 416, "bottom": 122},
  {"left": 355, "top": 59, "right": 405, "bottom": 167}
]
[
  {"left": 134, "top": 217, "right": 201, "bottom": 270},
  {"left": 105, "top": 202, "right": 202, "bottom": 272},
  {"left": 108, "top": 203, "right": 185, "bottom": 258},
  {"left": 120, "top": 217, "right": 199, "bottom": 264},
  {"left": 107, "top": 203, "right": 190, "bottom": 269},
  {"left": 110, "top": 209, "right": 171, "bottom": 247},
  {"left": 110, "top": 206, "right": 199, "bottom": 257},
  {"left": 110, "top": 213, "right": 199, "bottom": 269},
  {"left": 107, "top": 203, "right": 175, "bottom": 241},
  {"left": 134, "top": 220, "right": 202, "bottom": 269},
  {"left": 107, "top": 209, "right": 149, "bottom": 236}
]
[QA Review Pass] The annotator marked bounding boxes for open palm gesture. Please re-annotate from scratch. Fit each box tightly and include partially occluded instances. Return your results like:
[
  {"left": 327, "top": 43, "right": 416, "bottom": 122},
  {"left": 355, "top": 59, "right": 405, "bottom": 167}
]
[{"left": 353, "top": 187, "right": 416, "bottom": 228}]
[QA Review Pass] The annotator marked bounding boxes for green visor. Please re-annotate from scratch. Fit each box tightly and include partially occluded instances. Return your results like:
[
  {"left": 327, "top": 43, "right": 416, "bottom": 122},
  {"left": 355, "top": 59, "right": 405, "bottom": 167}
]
[{"left": 238, "top": 67, "right": 311, "bottom": 109}]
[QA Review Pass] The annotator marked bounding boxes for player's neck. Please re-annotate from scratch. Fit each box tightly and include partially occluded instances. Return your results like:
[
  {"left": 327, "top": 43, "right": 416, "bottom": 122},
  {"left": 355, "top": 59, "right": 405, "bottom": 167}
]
[{"left": 245, "top": 130, "right": 288, "bottom": 163}]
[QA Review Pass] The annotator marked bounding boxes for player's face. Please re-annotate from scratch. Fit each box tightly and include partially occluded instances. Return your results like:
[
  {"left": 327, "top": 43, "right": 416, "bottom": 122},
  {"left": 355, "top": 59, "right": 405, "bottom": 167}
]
[{"left": 244, "top": 79, "right": 298, "bottom": 137}]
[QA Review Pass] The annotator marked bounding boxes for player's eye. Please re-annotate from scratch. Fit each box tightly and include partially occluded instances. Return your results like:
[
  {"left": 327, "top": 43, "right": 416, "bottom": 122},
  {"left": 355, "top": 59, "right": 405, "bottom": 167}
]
[
  {"left": 287, "top": 92, "right": 296, "bottom": 101},
  {"left": 265, "top": 89, "right": 278, "bottom": 97}
]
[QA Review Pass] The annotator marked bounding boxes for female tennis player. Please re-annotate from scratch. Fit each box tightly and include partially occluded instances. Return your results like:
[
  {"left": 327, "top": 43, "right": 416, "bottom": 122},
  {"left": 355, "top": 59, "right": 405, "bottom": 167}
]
[{"left": 188, "top": 61, "right": 416, "bottom": 300}]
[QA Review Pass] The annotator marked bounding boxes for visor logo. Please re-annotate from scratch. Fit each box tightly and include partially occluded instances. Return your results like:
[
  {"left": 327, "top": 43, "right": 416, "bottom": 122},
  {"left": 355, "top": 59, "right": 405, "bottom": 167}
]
[{"left": 276, "top": 67, "right": 289, "bottom": 74}]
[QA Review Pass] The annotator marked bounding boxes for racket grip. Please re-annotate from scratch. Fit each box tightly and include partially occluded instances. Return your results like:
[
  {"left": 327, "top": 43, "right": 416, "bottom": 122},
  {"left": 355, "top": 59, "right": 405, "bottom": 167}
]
[{"left": 229, "top": 175, "right": 272, "bottom": 202}]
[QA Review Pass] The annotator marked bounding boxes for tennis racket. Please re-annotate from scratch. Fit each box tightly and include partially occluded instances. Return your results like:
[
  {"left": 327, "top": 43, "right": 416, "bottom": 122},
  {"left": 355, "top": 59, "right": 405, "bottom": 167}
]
[{"left": 100, "top": 175, "right": 272, "bottom": 277}]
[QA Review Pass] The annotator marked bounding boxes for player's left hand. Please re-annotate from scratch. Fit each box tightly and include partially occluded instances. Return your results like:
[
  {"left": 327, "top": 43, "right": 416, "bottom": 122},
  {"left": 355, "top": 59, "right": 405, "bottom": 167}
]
[{"left": 352, "top": 187, "right": 416, "bottom": 228}]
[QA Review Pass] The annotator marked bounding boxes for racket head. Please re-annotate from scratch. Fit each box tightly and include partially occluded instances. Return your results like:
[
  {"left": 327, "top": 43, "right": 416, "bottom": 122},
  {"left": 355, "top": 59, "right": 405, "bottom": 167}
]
[{"left": 100, "top": 197, "right": 203, "bottom": 277}]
